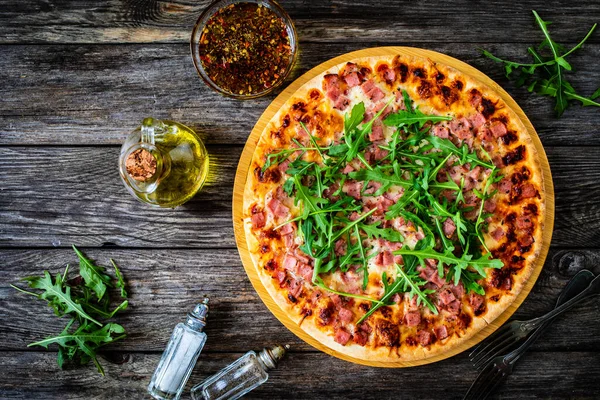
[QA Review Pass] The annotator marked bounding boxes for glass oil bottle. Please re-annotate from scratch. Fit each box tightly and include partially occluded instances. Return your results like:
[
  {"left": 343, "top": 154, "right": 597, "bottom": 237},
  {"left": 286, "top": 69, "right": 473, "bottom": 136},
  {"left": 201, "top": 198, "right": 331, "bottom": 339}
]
[
  {"left": 119, "top": 117, "right": 209, "bottom": 208},
  {"left": 190, "top": 344, "right": 289, "bottom": 400}
]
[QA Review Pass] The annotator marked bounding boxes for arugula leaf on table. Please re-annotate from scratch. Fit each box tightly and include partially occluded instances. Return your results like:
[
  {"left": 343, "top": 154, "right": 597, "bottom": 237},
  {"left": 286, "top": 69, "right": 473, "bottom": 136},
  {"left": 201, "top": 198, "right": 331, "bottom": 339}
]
[
  {"left": 111, "top": 260, "right": 128, "bottom": 299},
  {"left": 11, "top": 247, "right": 130, "bottom": 375},
  {"left": 73, "top": 245, "right": 112, "bottom": 300},
  {"left": 29, "top": 320, "right": 126, "bottom": 375},
  {"left": 482, "top": 10, "right": 599, "bottom": 116},
  {"left": 12, "top": 270, "right": 102, "bottom": 326}
]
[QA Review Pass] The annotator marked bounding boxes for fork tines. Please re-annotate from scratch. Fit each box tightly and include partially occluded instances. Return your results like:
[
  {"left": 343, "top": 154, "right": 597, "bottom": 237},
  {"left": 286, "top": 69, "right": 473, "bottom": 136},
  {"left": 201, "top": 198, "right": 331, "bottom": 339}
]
[
  {"left": 468, "top": 324, "right": 520, "bottom": 370},
  {"left": 463, "top": 359, "right": 508, "bottom": 400}
]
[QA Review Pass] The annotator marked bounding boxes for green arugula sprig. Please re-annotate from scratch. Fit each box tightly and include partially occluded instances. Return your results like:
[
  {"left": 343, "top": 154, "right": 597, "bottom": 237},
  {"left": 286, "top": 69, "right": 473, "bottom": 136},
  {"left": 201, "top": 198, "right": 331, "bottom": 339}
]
[
  {"left": 358, "top": 241, "right": 436, "bottom": 323},
  {"left": 482, "top": 10, "right": 599, "bottom": 116},
  {"left": 11, "top": 246, "right": 129, "bottom": 375},
  {"left": 394, "top": 247, "right": 503, "bottom": 295}
]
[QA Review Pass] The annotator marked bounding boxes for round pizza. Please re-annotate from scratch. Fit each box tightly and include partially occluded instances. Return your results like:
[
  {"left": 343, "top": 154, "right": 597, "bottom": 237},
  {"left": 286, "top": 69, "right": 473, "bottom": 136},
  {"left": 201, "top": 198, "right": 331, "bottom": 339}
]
[{"left": 242, "top": 52, "right": 545, "bottom": 361}]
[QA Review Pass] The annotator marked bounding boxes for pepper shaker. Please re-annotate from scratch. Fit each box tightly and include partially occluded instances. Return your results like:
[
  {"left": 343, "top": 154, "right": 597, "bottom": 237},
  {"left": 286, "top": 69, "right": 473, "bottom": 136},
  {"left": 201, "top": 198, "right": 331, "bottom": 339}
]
[
  {"left": 148, "top": 298, "right": 210, "bottom": 400},
  {"left": 190, "top": 344, "right": 289, "bottom": 400}
]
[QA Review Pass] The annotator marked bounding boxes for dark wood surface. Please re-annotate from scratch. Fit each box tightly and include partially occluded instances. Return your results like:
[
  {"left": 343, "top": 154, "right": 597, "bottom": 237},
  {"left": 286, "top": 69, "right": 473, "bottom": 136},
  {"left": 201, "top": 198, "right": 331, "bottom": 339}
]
[{"left": 1, "top": 0, "right": 599, "bottom": 398}]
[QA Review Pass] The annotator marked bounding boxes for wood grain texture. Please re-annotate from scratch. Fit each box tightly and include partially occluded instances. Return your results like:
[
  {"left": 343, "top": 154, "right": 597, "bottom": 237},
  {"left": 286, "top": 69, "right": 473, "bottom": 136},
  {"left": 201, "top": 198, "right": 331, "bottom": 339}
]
[
  {"left": 231, "top": 47, "right": 554, "bottom": 367},
  {"left": 0, "top": 0, "right": 599, "bottom": 44},
  {"left": 1, "top": 43, "right": 599, "bottom": 146},
  {"left": 2, "top": 248, "right": 600, "bottom": 353},
  {"left": 1, "top": 0, "right": 599, "bottom": 396},
  {"left": 0, "top": 350, "right": 599, "bottom": 399},
  {"left": 0, "top": 146, "right": 239, "bottom": 248},
  {"left": 2, "top": 145, "right": 600, "bottom": 248}
]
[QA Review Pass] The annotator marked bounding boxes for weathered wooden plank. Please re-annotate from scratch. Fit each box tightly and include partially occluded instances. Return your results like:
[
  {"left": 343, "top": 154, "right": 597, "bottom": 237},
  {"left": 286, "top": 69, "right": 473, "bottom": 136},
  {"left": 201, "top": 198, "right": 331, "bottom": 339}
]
[
  {"left": 1, "top": 43, "right": 599, "bottom": 146},
  {"left": 1, "top": 248, "right": 600, "bottom": 353},
  {"left": 0, "top": 350, "right": 598, "bottom": 399},
  {"left": 0, "top": 146, "right": 239, "bottom": 248},
  {"left": 1, "top": 145, "right": 600, "bottom": 248},
  {"left": 0, "top": 0, "right": 599, "bottom": 44}
]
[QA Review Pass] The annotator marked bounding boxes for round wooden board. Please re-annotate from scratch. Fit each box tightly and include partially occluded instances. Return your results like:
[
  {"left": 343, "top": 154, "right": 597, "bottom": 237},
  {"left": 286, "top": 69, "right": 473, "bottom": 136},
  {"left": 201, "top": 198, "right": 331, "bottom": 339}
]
[{"left": 232, "top": 46, "right": 555, "bottom": 367}]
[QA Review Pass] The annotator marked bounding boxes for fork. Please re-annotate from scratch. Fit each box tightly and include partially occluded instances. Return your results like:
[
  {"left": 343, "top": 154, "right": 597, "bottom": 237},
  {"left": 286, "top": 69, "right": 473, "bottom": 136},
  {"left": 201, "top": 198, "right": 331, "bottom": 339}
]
[
  {"left": 469, "top": 271, "right": 600, "bottom": 370},
  {"left": 463, "top": 270, "right": 595, "bottom": 400}
]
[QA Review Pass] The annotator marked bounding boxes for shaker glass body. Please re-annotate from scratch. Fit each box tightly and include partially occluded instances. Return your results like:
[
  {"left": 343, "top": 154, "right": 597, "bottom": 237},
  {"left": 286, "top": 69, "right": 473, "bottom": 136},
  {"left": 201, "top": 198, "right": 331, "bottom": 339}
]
[
  {"left": 148, "top": 322, "right": 207, "bottom": 400},
  {"left": 191, "top": 351, "right": 268, "bottom": 400}
]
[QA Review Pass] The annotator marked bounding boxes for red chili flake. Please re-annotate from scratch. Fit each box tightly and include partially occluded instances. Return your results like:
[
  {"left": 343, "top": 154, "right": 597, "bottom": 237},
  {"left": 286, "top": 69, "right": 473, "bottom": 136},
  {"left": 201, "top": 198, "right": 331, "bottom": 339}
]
[{"left": 198, "top": 3, "right": 292, "bottom": 96}]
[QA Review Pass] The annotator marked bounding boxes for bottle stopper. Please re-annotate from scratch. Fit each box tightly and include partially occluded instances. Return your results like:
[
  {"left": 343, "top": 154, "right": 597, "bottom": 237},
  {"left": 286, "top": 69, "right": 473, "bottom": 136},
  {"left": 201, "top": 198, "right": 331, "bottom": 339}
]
[{"left": 125, "top": 148, "right": 157, "bottom": 182}]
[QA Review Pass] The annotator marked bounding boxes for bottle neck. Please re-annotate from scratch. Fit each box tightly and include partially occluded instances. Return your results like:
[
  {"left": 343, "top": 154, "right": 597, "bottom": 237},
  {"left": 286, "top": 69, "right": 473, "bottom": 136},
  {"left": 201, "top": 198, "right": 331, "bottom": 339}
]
[
  {"left": 185, "top": 298, "right": 210, "bottom": 332},
  {"left": 256, "top": 345, "right": 288, "bottom": 371}
]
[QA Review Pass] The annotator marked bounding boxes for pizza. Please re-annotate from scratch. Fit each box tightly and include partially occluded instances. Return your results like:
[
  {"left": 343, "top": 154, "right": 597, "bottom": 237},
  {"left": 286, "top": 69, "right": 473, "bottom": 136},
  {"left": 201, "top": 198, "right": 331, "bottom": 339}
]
[{"left": 241, "top": 53, "right": 545, "bottom": 361}]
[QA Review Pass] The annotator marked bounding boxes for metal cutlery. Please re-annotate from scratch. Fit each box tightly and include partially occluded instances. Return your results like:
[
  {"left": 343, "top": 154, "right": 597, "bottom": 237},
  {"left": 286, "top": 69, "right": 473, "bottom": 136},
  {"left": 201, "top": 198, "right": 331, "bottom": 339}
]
[
  {"left": 463, "top": 269, "right": 595, "bottom": 400},
  {"left": 469, "top": 270, "right": 600, "bottom": 369}
]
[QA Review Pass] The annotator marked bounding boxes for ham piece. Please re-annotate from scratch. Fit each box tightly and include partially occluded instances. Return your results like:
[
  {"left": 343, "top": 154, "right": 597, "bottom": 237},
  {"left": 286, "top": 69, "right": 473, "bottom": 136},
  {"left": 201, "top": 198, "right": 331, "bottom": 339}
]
[
  {"left": 267, "top": 198, "right": 289, "bottom": 219},
  {"left": 369, "top": 123, "right": 385, "bottom": 141},
  {"left": 435, "top": 325, "right": 449, "bottom": 340},
  {"left": 489, "top": 121, "right": 508, "bottom": 138},
  {"left": 251, "top": 212, "right": 266, "bottom": 229},
  {"left": 405, "top": 311, "right": 421, "bottom": 327},
  {"left": 338, "top": 308, "right": 353, "bottom": 323},
  {"left": 443, "top": 217, "right": 456, "bottom": 237},
  {"left": 432, "top": 125, "right": 450, "bottom": 139},
  {"left": 343, "top": 72, "right": 361, "bottom": 87},
  {"left": 449, "top": 117, "right": 472, "bottom": 140},
  {"left": 417, "top": 330, "right": 432, "bottom": 346},
  {"left": 323, "top": 74, "right": 349, "bottom": 111},
  {"left": 520, "top": 184, "right": 537, "bottom": 198},
  {"left": 334, "top": 327, "right": 351, "bottom": 345},
  {"left": 361, "top": 80, "right": 385, "bottom": 102}
]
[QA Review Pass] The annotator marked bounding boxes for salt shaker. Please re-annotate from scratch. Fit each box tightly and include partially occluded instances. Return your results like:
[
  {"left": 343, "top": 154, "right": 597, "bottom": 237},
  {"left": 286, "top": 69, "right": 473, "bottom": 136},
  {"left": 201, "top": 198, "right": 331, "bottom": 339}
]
[
  {"left": 190, "top": 344, "right": 289, "bottom": 400},
  {"left": 148, "top": 298, "right": 210, "bottom": 400}
]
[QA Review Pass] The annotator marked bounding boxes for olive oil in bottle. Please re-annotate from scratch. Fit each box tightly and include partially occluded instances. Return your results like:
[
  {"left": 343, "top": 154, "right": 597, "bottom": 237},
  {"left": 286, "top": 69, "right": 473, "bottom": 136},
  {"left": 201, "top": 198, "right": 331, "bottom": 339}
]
[{"left": 119, "top": 117, "right": 209, "bottom": 208}]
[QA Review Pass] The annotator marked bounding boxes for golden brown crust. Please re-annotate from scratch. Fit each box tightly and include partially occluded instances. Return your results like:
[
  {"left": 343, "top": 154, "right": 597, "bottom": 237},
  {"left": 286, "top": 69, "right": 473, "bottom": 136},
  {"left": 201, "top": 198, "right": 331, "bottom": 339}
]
[{"left": 243, "top": 53, "right": 545, "bottom": 362}]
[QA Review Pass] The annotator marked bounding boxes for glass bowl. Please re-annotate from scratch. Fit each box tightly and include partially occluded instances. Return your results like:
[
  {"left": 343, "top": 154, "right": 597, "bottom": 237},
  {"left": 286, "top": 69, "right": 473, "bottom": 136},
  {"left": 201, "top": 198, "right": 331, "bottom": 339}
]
[{"left": 190, "top": 0, "right": 298, "bottom": 100}]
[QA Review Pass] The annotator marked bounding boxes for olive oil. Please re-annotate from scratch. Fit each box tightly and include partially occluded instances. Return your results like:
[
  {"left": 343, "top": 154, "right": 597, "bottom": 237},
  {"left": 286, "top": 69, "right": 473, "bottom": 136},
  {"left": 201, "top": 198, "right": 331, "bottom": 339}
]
[{"left": 119, "top": 118, "right": 209, "bottom": 208}]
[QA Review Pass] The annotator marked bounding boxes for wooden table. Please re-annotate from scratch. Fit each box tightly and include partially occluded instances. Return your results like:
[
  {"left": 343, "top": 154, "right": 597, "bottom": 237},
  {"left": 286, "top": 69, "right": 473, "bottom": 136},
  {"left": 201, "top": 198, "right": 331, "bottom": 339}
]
[{"left": 1, "top": 1, "right": 599, "bottom": 398}]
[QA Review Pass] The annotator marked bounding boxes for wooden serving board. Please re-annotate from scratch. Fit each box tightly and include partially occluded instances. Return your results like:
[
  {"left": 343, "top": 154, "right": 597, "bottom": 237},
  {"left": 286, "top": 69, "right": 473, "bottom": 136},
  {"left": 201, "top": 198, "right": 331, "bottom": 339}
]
[{"left": 232, "top": 47, "right": 555, "bottom": 367}]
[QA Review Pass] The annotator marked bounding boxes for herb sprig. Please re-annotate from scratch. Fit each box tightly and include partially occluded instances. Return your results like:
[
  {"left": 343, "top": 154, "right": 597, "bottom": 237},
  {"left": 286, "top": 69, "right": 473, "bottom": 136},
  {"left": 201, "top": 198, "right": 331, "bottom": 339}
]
[
  {"left": 482, "top": 10, "right": 599, "bottom": 117},
  {"left": 11, "top": 246, "right": 129, "bottom": 375}
]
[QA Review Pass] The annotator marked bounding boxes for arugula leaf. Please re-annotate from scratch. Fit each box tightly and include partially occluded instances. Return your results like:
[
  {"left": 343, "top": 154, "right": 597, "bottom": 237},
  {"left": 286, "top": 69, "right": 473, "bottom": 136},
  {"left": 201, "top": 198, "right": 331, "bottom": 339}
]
[
  {"left": 73, "top": 245, "right": 112, "bottom": 301},
  {"left": 428, "top": 136, "right": 494, "bottom": 169},
  {"left": 349, "top": 166, "right": 412, "bottom": 190},
  {"left": 394, "top": 246, "right": 503, "bottom": 293},
  {"left": 482, "top": 10, "right": 599, "bottom": 117},
  {"left": 360, "top": 221, "right": 404, "bottom": 243},
  {"left": 313, "top": 276, "right": 383, "bottom": 305},
  {"left": 12, "top": 247, "right": 130, "bottom": 375},
  {"left": 282, "top": 178, "right": 294, "bottom": 196},
  {"left": 358, "top": 257, "right": 437, "bottom": 324},
  {"left": 29, "top": 321, "right": 126, "bottom": 376},
  {"left": 344, "top": 101, "right": 366, "bottom": 133},
  {"left": 383, "top": 108, "right": 452, "bottom": 128},
  {"left": 395, "top": 264, "right": 437, "bottom": 313},
  {"left": 16, "top": 270, "right": 102, "bottom": 326}
]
